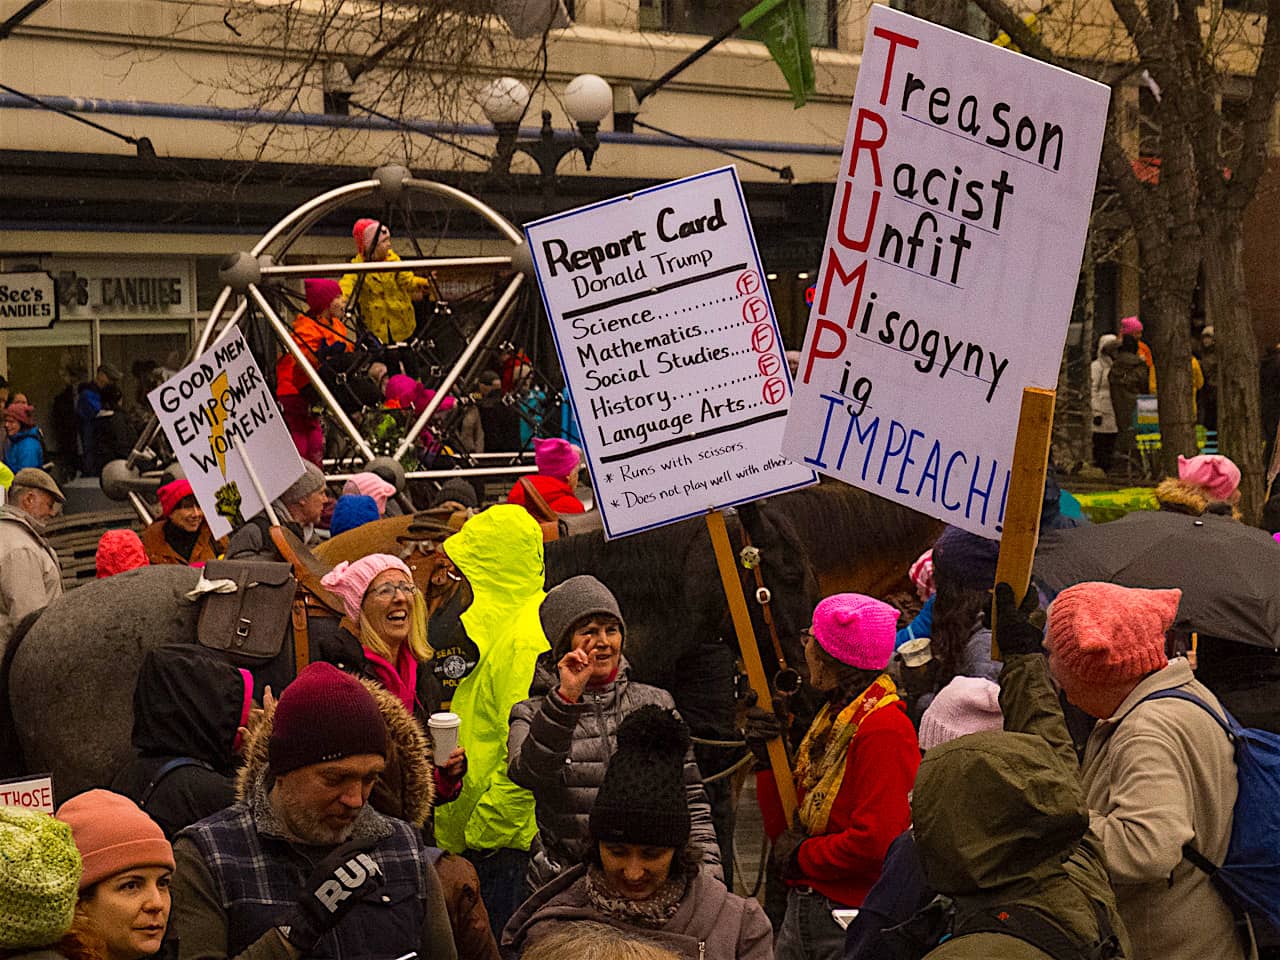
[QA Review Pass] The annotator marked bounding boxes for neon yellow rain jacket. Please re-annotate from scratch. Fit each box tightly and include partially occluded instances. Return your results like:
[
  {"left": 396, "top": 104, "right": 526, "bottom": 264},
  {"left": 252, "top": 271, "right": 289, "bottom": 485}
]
[
  {"left": 434, "top": 505, "right": 548, "bottom": 854},
  {"left": 339, "top": 248, "right": 430, "bottom": 344}
]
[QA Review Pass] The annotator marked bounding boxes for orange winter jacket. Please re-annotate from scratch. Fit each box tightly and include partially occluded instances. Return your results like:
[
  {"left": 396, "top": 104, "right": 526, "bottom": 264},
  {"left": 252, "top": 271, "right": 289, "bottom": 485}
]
[{"left": 276, "top": 313, "right": 350, "bottom": 398}]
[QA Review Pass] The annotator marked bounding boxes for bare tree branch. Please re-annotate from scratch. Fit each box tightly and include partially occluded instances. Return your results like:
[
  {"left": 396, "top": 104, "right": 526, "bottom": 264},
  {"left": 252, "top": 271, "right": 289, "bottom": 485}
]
[{"left": 1230, "top": 0, "right": 1280, "bottom": 202}]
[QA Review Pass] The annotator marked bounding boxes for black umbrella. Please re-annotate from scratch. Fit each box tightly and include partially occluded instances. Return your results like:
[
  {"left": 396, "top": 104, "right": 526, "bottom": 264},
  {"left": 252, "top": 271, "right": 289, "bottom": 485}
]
[{"left": 1034, "top": 510, "right": 1280, "bottom": 649}]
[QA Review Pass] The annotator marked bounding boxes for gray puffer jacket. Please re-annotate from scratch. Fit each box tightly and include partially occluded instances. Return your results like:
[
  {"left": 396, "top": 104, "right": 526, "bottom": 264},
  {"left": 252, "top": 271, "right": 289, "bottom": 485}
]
[{"left": 507, "top": 655, "right": 723, "bottom": 891}]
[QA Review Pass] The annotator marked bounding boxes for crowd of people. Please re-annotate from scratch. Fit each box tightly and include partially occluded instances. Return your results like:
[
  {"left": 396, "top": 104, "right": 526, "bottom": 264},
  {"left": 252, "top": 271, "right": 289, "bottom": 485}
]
[
  {"left": 1088, "top": 317, "right": 1218, "bottom": 475},
  {"left": 2, "top": 447, "right": 1270, "bottom": 960},
  {"left": 0, "top": 217, "right": 570, "bottom": 491},
  {"left": 0, "top": 230, "right": 1272, "bottom": 960}
]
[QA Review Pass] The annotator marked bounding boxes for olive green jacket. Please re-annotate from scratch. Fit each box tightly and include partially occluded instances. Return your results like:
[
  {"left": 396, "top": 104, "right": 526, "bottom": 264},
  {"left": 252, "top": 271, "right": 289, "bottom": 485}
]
[{"left": 912, "top": 655, "right": 1131, "bottom": 960}]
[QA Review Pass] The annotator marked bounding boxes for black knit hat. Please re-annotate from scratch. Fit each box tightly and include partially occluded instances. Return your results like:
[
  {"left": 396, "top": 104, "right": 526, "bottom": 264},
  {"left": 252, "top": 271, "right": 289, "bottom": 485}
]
[{"left": 590, "top": 705, "right": 690, "bottom": 848}]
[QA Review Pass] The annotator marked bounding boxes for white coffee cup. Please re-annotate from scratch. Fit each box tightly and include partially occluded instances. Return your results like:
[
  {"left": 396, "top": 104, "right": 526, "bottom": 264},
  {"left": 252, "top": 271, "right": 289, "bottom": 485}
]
[
  {"left": 427, "top": 712, "right": 461, "bottom": 766},
  {"left": 898, "top": 637, "right": 933, "bottom": 669}
]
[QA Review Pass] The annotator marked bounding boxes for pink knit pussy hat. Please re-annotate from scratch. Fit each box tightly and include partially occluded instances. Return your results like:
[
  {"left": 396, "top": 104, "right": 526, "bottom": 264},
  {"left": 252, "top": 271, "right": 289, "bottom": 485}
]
[
  {"left": 534, "top": 437, "right": 581, "bottom": 480},
  {"left": 909, "top": 549, "right": 935, "bottom": 601},
  {"left": 304, "top": 278, "right": 343, "bottom": 316},
  {"left": 352, "top": 218, "right": 383, "bottom": 251},
  {"left": 918, "top": 676, "right": 1003, "bottom": 752},
  {"left": 1177, "top": 454, "right": 1241, "bottom": 503},
  {"left": 1047, "top": 582, "right": 1178, "bottom": 685},
  {"left": 1119, "top": 315, "right": 1143, "bottom": 336},
  {"left": 96, "top": 529, "right": 149, "bottom": 578},
  {"left": 811, "top": 593, "right": 899, "bottom": 671},
  {"left": 321, "top": 553, "right": 413, "bottom": 624},
  {"left": 385, "top": 374, "right": 419, "bottom": 408},
  {"left": 342, "top": 472, "right": 396, "bottom": 515}
]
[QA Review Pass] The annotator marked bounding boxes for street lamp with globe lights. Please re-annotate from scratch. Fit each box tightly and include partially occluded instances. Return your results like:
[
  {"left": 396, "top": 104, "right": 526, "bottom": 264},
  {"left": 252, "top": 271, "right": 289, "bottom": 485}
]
[{"left": 481, "top": 74, "right": 612, "bottom": 190}]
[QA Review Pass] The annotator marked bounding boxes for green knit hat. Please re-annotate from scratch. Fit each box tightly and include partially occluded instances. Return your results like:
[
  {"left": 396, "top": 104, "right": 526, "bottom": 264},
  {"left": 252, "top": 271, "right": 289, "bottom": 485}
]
[{"left": 0, "top": 807, "right": 82, "bottom": 949}]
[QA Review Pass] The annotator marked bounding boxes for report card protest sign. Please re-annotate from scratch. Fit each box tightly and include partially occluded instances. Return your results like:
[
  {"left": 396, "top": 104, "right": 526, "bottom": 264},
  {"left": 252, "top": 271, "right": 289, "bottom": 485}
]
[
  {"left": 781, "top": 7, "right": 1108, "bottom": 538},
  {"left": 526, "top": 166, "right": 816, "bottom": 539},
  {"left": 149, "top": 331, "right": 306, "bottom": 539}
]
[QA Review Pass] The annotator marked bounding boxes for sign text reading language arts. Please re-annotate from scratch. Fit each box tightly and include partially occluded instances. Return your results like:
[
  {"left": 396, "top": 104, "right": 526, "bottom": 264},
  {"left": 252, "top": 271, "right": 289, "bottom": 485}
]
[
  {"left": 781, "top": 6, "right": 1108, "bottom": 539},
  {"left": 526, "top": 166, "right": 816, "bottom": 540}
]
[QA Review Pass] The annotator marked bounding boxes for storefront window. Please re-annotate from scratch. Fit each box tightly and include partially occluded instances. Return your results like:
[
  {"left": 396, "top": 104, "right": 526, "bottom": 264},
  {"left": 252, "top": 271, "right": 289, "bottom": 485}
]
[
  {"left": 1, "top": 257, "right": 198, "bottom": 476},
  {"left": 643, "top": 0, "right": 835, "bottom": 46},
  {"left": 1, "top": 327, "right": 92, "bottom": 471},
  {"left": 100, "top": 325, "right": 192, "bottom": 417}
]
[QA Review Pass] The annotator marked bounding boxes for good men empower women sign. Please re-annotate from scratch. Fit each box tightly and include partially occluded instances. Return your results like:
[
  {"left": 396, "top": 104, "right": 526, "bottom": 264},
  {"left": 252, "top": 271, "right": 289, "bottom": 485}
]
[{"left": 782, "top": 6, "right": 1108, "bottom": 538}]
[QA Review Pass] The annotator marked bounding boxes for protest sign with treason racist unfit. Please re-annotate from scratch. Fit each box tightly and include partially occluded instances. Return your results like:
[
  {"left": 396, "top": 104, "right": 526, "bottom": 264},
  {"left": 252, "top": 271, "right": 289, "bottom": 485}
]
[
  {"left": 149, "top": 331, "right": 306, "bottom": 539},
  {"left": 525, "top": 166, "right": 816, "bottom": 539},
  {"left": 781, "top": 6, "right": 1108, "bottom": 539}
]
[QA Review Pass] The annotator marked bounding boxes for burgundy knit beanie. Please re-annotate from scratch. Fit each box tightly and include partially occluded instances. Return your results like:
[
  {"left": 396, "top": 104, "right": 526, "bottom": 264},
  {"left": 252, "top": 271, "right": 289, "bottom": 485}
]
[
  {"left": 269, "top": 662, "right": 387, "bottom": 774},
  {"left": 1047, "top": 582, "right": 1178, "bottom": 685}
]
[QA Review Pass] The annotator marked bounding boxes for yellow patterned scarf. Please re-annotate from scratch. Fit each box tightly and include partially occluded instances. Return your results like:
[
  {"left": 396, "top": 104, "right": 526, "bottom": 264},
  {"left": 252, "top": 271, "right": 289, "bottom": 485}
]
[{"left": 794, "top": 674, "right": 900, "bottom": 835}]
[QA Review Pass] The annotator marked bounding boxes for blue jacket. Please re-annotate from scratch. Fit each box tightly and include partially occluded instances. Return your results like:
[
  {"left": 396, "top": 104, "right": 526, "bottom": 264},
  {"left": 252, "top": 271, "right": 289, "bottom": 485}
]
[
  {"left": 4, "top": 426, "right": 44, "bottom": 471},
  {"left": 895, "top": 595, "right": 934, "bottom": 648},
  {"left": 76, "top": 382, "right": 104, "bottom": 473}
]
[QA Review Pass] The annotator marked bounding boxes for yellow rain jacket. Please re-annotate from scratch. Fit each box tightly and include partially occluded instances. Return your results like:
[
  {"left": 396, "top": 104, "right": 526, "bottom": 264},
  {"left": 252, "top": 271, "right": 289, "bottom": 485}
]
[
  {"left": 340, "top": 248, "right": 430, "bottom": 344},
  {"left": 434, "top": 505, "right": 548, "bottom": 854}
]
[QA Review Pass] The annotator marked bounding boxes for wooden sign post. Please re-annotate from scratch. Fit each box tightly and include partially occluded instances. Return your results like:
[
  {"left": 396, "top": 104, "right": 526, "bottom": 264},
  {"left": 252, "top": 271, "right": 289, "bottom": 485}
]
[
  {"left": 991, "top": 386, "right": 1056, "bottom": 658},
  {"left": 706, "top": 508, "right": 798, "bottom": 822}
]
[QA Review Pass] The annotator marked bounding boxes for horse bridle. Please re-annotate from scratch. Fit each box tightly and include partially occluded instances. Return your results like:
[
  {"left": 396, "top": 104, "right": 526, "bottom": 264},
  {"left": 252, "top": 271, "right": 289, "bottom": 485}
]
[{"left": 739, "top": 526, "right": 802, "bottom": 698}]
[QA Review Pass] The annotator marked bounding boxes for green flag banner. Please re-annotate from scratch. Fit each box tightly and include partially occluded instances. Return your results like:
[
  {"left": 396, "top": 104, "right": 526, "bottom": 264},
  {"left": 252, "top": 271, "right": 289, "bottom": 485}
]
[{"left": 740, "top": 0, "right": 815, "bottom": 107}]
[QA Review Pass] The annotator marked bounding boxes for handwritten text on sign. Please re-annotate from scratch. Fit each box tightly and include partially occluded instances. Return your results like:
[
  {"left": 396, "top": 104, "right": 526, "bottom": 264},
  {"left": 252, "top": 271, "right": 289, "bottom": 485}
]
[
  {"left": 149, "top": 331, "right": 306, "bottom": 539},
  {"left": 526, "top": 167, "right": 816, "bottom": 539},
  {"left": 781, "top": 7, "right": 1108, "bottom": 538},
  {"left": 0, "top": 774, "right": 54, "bottom": 813}
]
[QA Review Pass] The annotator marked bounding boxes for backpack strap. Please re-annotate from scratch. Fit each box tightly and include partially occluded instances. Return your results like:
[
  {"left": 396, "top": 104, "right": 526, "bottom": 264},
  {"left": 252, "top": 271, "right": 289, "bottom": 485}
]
[
  {"left": 1128, "top": 688, "right": 1239, "bottom": 740},
  {"left": 139, "top": 757, "right": 214, "bottom": 810},
  {"left": 1117, "top": 688, "right": 1236, "bottom": 888},
  {"left": 954, "top": 903, "right": 1118, "bottom": 960}
]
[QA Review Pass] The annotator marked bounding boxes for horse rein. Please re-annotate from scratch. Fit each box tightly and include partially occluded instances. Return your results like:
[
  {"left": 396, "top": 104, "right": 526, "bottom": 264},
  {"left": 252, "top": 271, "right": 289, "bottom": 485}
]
[{"left": 739, "top": 526, "right": 801, "bottom": 697}]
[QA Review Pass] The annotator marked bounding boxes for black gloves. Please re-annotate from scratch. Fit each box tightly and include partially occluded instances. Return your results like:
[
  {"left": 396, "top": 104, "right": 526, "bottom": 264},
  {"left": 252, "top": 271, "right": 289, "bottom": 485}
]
[
  {"left": 742, "top": 705, "right": 783, "bottom": 768},
  {"left": 281, "top": 839, "right": 385, "bottom": 952},
  {"left": 988, "top": 582, "right": 1045, "bottom": 657},
  {"left": 771, "top": 824, "right": 807, "bottom": 880}
]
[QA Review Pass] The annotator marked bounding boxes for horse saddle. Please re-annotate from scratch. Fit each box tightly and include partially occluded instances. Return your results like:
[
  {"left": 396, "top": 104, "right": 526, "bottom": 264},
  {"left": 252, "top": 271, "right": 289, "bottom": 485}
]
[
  {"left": 269, "top": 525, "right": 345, "bottom": 616},
  {"left": 519, "top": 477, "right": 564, "bottom": 542}
]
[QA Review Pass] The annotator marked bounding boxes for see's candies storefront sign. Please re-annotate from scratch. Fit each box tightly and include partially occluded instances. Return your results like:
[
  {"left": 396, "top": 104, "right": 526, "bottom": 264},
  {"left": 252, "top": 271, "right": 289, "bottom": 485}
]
[{"left": 0, "top": 271, "right": 58, "bottom": 330}]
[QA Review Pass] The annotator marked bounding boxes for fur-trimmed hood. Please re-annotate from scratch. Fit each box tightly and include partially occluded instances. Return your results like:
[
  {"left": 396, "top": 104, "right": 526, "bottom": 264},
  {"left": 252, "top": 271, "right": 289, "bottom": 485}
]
[
  {"left": 236, "top": 675, "right": 434, "bottom": 826},
  {"left": 1154, "top": 478, "right": 1242, "bottom": 521}
]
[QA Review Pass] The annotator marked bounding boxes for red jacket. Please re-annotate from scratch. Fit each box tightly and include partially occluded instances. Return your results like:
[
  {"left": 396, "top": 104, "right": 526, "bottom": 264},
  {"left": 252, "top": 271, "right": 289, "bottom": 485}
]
[
  {"left": 506, "top": 474, "right": 585, "bottom": 515},
  {"left": 758, "top": 700, "right": 919, "bottom": 907}
]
